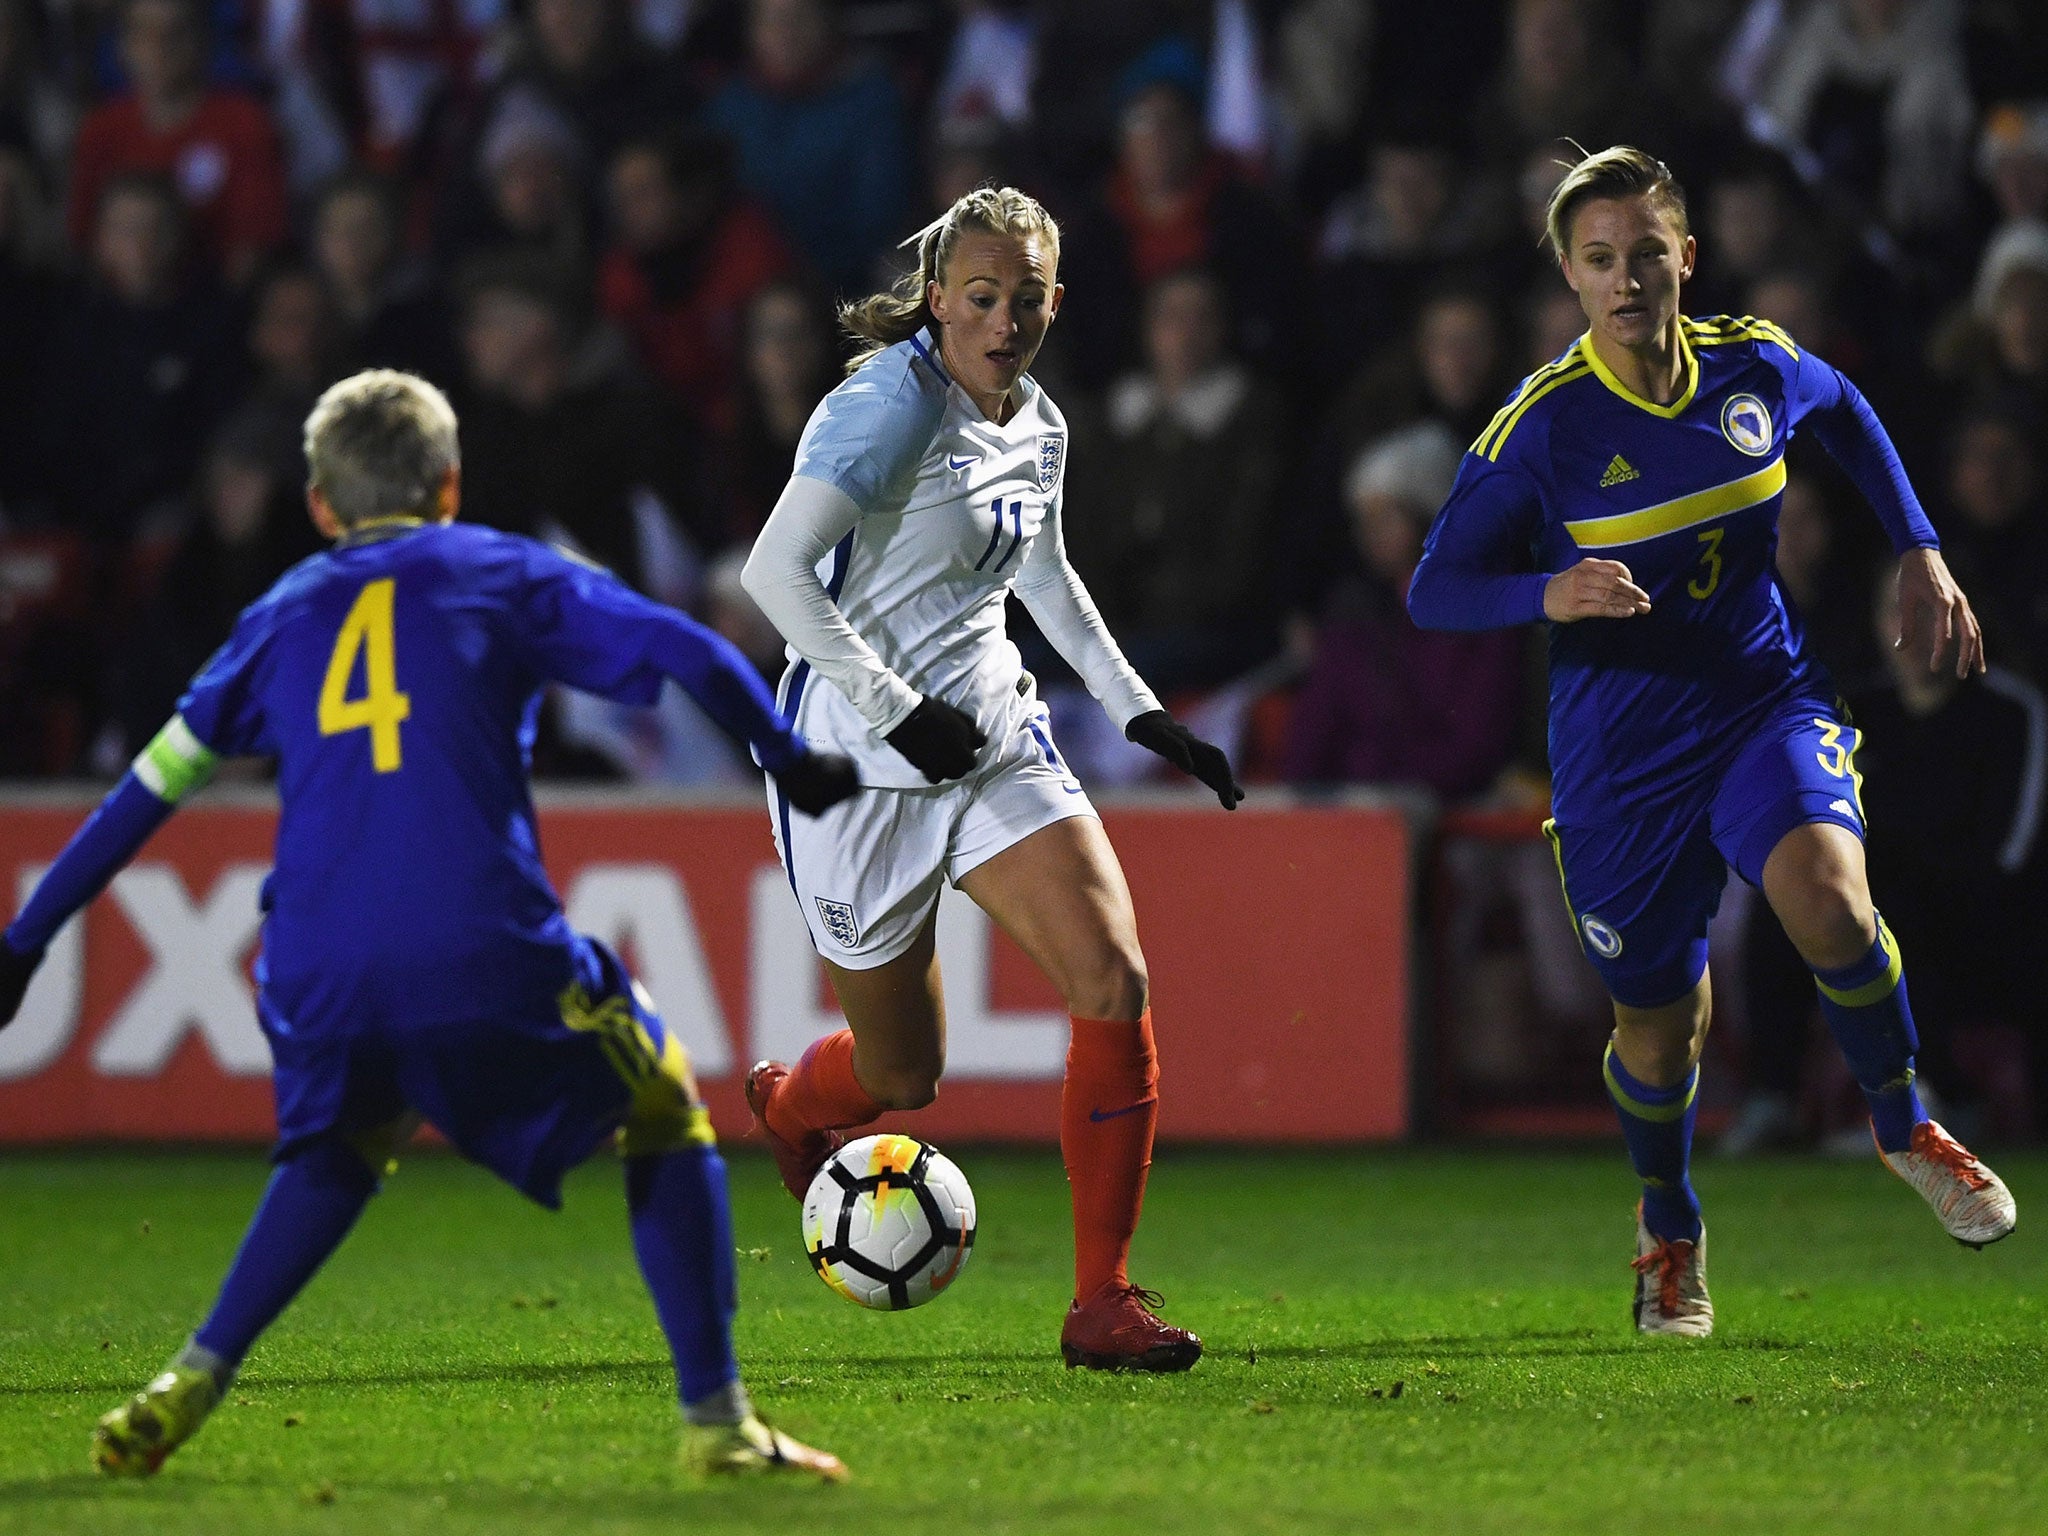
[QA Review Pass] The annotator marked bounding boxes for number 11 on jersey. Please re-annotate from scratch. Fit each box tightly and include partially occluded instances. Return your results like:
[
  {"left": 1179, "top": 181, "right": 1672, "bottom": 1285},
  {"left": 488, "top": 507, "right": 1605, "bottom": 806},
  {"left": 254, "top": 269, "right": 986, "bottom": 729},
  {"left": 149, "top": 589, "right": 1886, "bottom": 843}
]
[{"left": 319, "top": 577, "right": 411, "bottom": 771}]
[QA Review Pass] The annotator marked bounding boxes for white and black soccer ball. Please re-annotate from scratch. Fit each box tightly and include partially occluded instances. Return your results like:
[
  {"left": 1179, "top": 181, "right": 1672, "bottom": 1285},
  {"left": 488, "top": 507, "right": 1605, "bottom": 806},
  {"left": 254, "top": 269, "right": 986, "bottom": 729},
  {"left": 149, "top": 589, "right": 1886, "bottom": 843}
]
[{"left": 801, "top": 1134, "right": 976, "bottom": 1310}]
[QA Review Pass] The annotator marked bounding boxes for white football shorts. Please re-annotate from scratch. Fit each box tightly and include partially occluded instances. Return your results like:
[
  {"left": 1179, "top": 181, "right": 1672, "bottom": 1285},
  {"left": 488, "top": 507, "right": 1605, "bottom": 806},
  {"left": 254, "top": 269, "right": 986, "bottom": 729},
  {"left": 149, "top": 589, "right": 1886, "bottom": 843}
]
[{"left": 768, "top": 702, "right": 1097, "bottom": 968}]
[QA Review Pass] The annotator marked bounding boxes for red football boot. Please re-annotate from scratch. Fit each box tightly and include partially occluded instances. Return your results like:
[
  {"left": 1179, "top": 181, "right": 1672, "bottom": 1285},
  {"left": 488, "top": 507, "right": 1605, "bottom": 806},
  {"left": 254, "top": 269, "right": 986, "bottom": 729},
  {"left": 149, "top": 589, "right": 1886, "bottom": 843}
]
[
  {"left": 1059, "top": 1282, "right": 1203, "bottom": 1372},
  {"left": 745, "top": 1059, "right": 842, "bottom": 1200}
]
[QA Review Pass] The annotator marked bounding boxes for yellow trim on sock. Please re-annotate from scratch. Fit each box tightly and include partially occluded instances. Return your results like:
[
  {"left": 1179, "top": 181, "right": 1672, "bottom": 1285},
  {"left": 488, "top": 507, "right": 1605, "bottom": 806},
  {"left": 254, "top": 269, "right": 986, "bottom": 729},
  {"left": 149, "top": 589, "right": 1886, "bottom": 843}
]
[
  {"left": 1602, "top": 1042, "right": 1700, "bottom": 1123},
  {"left": 1814, "top": 917, "right": 1903, "bottom": 1008}
]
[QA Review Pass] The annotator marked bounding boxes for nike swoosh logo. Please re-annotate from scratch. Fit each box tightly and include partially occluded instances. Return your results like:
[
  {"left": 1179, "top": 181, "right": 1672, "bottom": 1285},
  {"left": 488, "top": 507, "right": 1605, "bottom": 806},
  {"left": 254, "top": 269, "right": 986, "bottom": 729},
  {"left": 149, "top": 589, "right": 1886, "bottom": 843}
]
[
  {"left": 1088, "top": 1103, "right": 1149, "bottom": 1123},
  {"left": 948, "top": 455, "right": 975, "bottom": 470}
]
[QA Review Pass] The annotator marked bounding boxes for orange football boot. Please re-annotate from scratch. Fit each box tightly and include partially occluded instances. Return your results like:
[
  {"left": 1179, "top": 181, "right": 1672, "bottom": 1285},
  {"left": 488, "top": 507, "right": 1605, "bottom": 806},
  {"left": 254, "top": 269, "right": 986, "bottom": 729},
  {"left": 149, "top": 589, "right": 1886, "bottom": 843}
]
[
  {"left": 1060, "top": 1282, "right": 1203, "bottom": 1372},
  {"left": 745, "top": 1059, "right": 842, "bottom": 1200}
]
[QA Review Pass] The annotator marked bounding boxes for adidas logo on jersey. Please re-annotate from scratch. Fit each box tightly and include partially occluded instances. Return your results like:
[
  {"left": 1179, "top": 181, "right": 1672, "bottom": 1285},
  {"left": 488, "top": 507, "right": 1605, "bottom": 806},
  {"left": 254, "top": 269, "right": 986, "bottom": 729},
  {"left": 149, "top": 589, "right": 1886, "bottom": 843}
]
[
  {"left": 1829, "top": 798, "right": 1858, "bottom": 822},
  {"left": 1599, "top": 455, "right": 1640, "bottom": 488}
]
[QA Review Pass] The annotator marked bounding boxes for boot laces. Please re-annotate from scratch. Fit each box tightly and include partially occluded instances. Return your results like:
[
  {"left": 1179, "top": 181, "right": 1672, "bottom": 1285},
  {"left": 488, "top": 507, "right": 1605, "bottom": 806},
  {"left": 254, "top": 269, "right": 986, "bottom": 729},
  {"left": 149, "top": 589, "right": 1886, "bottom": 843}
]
[
  {"left": 1631, "top": 1237, "right": 1694, "bottom": 1315},
  {"left": 1915, "top": 1124, "right": 1990, "bottom": 1191}
]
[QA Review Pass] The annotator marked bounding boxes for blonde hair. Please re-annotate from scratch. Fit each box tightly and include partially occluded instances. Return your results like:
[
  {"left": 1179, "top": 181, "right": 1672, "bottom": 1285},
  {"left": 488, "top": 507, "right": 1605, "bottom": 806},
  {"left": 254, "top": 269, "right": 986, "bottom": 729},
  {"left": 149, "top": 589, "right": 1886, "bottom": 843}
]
[
  {"left": 839, "top": 186, "right": 1062, "bottom": 373},
  {"left": 1543, "top": 144, "right": 1690, "bottom": 256},
  {"left": 304, "top": 369, "right": 461, "bottom": 526}
]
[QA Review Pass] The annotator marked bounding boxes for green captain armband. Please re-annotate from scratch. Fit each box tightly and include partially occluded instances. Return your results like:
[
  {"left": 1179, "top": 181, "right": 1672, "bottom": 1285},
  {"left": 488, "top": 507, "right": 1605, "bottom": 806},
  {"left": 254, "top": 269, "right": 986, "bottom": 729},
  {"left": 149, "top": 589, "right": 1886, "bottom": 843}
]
[{"left": 132, "top": 715, "right": 220, "bottom": 803}]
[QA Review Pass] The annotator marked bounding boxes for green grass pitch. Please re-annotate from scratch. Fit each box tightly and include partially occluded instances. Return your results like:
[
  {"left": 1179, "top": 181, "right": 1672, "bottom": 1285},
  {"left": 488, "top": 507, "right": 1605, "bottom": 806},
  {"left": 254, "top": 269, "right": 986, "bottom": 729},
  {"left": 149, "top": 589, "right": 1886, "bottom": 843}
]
[{"left": 0, "top": 1146, "right": 2041, "bottom": 1535}]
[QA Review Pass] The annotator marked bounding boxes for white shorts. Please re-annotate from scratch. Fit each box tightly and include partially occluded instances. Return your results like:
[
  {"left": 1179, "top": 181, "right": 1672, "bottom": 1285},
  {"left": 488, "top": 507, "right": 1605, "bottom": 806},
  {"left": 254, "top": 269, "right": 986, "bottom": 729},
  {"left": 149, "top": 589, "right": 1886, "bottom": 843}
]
[{"left": 768, "top": 704, "right": 1098, "bottom": 969}]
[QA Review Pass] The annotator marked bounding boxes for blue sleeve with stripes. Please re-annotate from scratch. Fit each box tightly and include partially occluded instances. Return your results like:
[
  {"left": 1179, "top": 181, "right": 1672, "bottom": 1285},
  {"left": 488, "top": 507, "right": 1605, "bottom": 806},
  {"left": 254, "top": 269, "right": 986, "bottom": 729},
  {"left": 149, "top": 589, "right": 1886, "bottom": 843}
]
[
  {"left": 5, "top": 774, "right": 173, "bottom": 955},
  {"left": 514, "top": 545, "right": 805, "bottom": 772},
  {"left": 1788, "top": 351, "right": 1938, "bottom": 555},
  {"left": 1407, "top": 455, "right": 1553, "bottom": 632}
]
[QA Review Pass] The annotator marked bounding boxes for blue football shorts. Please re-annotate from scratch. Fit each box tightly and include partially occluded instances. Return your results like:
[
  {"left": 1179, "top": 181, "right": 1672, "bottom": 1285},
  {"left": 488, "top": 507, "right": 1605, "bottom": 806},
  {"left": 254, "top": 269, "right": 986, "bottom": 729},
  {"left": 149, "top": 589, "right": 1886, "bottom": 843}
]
[
  {"left": 262, "top": 935, "right": 707, "bottom": 1208},
  {"left": 1544, "top": 697, "right": 1867, "bottom": 1009}
]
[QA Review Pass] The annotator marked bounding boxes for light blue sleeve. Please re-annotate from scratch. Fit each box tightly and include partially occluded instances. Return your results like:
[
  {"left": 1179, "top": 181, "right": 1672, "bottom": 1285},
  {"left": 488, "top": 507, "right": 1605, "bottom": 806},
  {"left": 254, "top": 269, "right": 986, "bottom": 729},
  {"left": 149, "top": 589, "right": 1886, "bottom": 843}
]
[{"left": 790, "top": 352, "right": 946, "bottom": 513}]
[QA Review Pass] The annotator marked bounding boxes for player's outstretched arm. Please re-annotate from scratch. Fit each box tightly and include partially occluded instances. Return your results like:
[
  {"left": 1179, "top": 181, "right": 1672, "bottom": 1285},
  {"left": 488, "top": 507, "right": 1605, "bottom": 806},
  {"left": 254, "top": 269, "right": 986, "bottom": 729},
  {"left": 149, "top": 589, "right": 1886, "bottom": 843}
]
[
  {"left": 0, "top": 719, "right": 211, "bottom": 1028},
  {"left": 518, "top": 546, "right": 859, "bottom": 814},
  {"left": 1790, "top": 353, "right": 1985, "bottom": 678}
]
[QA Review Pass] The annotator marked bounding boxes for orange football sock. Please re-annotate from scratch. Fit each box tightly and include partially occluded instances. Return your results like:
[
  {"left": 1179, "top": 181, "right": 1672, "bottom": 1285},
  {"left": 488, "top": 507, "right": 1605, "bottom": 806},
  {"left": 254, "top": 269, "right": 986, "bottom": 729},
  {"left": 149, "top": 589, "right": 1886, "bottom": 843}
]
[
  {"left": 767, "top": 1029, "right": 884, "bottom": 1144},
  {"left": 1061, "top": 1011, "right": 1159, "bottom": 1301}
]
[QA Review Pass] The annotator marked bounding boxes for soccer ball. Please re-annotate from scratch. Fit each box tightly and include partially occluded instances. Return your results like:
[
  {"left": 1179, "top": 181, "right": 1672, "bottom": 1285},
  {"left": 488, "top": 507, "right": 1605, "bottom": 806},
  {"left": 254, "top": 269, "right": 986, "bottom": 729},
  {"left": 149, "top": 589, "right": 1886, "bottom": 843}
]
[{"left": 801, "top": 1134, "right": 976, "bottom": 1310}]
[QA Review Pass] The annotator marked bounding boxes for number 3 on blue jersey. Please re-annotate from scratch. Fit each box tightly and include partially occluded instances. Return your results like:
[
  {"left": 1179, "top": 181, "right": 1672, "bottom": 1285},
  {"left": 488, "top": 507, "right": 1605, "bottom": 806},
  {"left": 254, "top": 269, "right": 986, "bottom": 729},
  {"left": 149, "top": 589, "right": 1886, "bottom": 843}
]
[{"left": 319, "top": 577, "right": 411, "bottom": 771}]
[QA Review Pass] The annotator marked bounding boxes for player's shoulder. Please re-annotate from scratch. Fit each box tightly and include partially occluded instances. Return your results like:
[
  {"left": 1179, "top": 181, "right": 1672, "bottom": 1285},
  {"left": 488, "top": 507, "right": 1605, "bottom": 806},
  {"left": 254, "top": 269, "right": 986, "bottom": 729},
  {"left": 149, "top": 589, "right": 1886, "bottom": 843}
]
[
  {"left": 1681, "top": 313, "right": 1801, "bottom": 366},
  {"left": 796, "top": 330, "right": 952, "bottom": 501},
  {"left": 1469, "top": 339, "right": 1600, "bottom": 466}
]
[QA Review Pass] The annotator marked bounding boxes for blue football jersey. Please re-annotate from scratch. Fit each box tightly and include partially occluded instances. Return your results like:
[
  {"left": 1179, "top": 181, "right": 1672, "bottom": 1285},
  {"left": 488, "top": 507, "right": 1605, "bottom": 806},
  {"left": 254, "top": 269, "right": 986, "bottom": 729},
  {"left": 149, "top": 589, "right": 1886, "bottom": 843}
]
[
  {"left": 1410, "top": 316, "right": 1938, "bottom": 824},
  {"left": 174, "top": 519, "right": 801, "bottom": 1035}
]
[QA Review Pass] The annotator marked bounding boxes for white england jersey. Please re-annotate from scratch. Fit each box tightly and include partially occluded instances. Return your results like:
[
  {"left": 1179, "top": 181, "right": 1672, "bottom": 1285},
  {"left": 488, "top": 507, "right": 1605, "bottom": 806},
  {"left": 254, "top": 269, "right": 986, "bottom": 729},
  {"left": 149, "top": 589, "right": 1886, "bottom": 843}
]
[{"left": 775, "top": 328, "right": 1147, "bottom": 790}]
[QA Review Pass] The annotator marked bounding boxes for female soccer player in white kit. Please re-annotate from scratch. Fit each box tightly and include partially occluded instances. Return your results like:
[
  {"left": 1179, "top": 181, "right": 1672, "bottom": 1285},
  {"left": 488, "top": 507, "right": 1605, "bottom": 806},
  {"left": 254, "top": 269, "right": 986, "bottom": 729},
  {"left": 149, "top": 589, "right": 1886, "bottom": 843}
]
[{"left": 740, "top": 186, "right": 1241, "bottom": 1371}]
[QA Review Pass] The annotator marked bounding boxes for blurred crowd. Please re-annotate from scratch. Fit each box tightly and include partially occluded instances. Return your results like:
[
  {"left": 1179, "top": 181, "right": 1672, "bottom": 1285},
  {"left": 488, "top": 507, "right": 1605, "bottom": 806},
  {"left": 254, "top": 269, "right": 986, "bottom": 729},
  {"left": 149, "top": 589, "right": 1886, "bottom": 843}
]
[{"left": 0, "top": 0, "right": 2042, "bottom": 1131}]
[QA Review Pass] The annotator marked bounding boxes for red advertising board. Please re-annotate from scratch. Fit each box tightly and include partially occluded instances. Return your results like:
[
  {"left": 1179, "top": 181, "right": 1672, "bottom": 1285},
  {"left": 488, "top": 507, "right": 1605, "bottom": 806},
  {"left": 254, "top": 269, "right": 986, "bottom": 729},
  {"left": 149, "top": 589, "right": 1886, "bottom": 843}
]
[{"left": 0, "top": 792, "right": 1411, "bottom": 1143}]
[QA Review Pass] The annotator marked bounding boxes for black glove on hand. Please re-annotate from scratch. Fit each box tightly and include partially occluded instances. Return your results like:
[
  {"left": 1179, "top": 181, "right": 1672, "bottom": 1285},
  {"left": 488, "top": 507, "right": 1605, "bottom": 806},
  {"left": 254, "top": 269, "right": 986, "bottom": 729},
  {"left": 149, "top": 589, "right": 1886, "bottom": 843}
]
[
  {"left": 883, "top": 696, "right": 986, "bottom": 783},
  {"left": 1125, "top": 709, "right": 1245, "bottom": 809},
  {"left": 775, "top": 750, "right": 861, "bottom": 816},
  {"left": 0, "top": 940, "right": 45, "bottom": 1030}
]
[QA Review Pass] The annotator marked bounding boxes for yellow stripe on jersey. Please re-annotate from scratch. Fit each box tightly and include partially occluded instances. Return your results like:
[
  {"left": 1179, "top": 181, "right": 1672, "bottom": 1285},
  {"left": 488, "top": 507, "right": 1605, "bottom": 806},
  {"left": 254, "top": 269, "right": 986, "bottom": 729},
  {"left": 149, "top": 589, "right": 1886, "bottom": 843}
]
[
  {"left": 1474, "top": 344, "right": 1594, "bottom": 461},
  {"left": 1582, "top": 324, "right": 1699, "bottom": 418},
  {"left": 1565, "top": 456, "right": 1787, "bottom": 549},
  {"left": 1683, "top": 314, "right": 1799, "bottom": 358}
]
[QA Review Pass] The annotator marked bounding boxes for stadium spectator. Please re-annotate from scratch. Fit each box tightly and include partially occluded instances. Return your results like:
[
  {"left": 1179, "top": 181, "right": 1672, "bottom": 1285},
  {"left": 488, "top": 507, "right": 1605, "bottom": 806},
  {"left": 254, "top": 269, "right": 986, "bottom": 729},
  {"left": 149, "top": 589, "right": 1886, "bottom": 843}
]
[
  {"left": 1519, "top": 279, "right": 1585, "bottom": 370},
  {"left": 67, "top": 0, "right": 287, "bottom": 282},
  {"left": 1065, "top": 264, "right": 1284, "bottom": 691},
  {"left": 1328, "top": 284, "right": 1512, "bottom": 467},
  {"left": 0, "top": 0, "right": 77, "bottom": 174},
  {"left": 1755, "top": 0, "right": 1975, "bottom": 236},
  {"left": 1935, "top": 404, "right": 2048, "bottom": 677},
  {"left": 439, "top": 84, "right": 594, "bottom": 277},
  {"left": 931, "top": 0, "right": 1041, "bottom": 130},
  {"left": 1925, "top": 215, "right": 2048, "bottom": 428},
  {"left": 109, "top": 404, "right": 321, "bottom": 753},
  {"left": 1095, "top": 66, "right": 1304, "bottom": 375},
  {"left": 453, "top": 256, "right": 705, "bottom": 592},
  {"left": 324, "top": 0, "right": 508, "bottom": 170},
  {"left": 42, "top": 171, "right": 237, "bottom": 543},
  {"left": 1471, "top": 0, "right": 1636, "bottom": 176},
  {"left": 598, "top": 128, "right": 795, "bottom": 435},
  {"left": 1771, "top": 470, "right": 1876, "bottom": 682},
  {"left": 0, "top": 143, "right": 59, "bottom": 519},
  {"left": 710, "top": 275, "right": 839, "bottom": 546},
  {"left": 1974, "top": 99, "right": 2048, "bottom": 228},
  {"left": 310, "top": 170, "right": 458, "bottom": 384},
  {"left": 1687, "top": 150, "right": 1816, "bottom": 319},
  {"left": 703, "top": 0, "right": 913, "bottom": 292},
  {"left": 498, "top": 0, "right": 691, "bottom": 168},
  {"left": 1283, "top": 421, "right": 1524, "bottom": 798},
  {"left": 1316, "top": 130, "right": 1496, "bottom": 368}
]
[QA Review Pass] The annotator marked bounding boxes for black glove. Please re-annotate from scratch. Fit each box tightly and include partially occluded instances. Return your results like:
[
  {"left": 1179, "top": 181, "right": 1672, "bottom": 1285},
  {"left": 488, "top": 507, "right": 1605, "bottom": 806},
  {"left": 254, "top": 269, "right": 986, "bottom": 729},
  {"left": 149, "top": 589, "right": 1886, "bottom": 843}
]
[
  {"left": 774, "top": 750, "right": 861, "bottom": 816},
  {"left": 883, "top": 696, "right": 986, "bottom": 783},
  {"left": 1125, "top": 709, "right": 1245, "bottom": 809},
  {"left": 0, "top": 940, "right": 45, "bottom": 1031}
]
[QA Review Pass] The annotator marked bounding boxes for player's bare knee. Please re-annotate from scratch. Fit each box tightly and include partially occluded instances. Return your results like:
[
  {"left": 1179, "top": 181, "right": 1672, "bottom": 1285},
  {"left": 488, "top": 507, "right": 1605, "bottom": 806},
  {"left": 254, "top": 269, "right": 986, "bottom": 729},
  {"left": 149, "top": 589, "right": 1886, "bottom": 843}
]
[
  {"left": 1065, "top": 945, "right": 1148, "bottom": 1022},
  {"left": 1783, "top": 870, "right": 1875, "bottom": 968}
]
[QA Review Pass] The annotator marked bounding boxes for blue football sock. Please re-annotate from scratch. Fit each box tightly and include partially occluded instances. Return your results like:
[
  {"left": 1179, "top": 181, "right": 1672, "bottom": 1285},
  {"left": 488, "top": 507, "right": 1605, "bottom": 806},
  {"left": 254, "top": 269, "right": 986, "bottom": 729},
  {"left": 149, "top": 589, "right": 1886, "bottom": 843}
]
[
  {"left": 1812, "top": 914, "right": 1924, "bottom": 1153},
  {"left": 1603, "top": 1042, "right": 1702, "bottom": 1243},
  {"left": 625, "top": 1145, "right": 744, "bottom": 1418},
  {"left": 192, "top": 1136, "right": 378, "bottom": 1373}
]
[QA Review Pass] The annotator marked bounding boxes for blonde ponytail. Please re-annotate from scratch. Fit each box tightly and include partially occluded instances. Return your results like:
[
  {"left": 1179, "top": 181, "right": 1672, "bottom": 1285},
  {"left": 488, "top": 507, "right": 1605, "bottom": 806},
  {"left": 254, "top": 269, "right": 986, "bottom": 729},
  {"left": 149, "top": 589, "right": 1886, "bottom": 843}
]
[{"left": 839, "top": 186, "right": 1062, "bottom": 373}]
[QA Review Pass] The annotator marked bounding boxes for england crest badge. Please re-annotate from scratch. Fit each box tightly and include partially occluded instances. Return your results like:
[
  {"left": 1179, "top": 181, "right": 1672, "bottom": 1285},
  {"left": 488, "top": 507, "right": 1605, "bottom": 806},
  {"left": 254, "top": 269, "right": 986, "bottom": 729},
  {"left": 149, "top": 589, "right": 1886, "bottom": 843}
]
[
  {"left": 816, "top": 898, "right": 860, "bottom": 949},
  {"left": 1037, "top": 433, "right": 1066, "bottom": 494}
]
